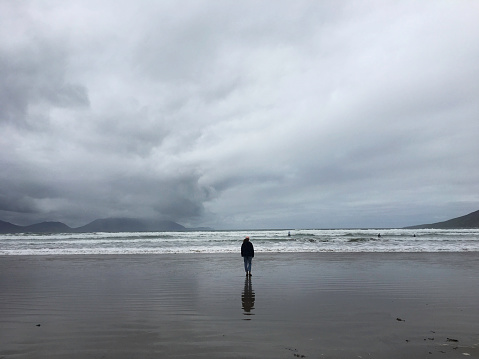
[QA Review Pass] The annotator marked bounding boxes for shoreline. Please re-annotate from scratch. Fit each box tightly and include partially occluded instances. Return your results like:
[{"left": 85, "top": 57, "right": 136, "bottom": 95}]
[{"left": 1, "top": 253, "right": 478, "bottom": 358}]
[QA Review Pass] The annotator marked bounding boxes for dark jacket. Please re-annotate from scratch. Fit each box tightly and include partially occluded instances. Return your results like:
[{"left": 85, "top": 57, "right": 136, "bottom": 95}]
[{"left": 241, "top": 241, "right": 254, "bottom": 257}]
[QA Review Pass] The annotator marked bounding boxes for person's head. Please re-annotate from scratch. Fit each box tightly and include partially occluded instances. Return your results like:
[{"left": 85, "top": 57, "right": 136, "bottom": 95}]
[{"left": 243, "top": 236, "right": 250, "bottom": 243}]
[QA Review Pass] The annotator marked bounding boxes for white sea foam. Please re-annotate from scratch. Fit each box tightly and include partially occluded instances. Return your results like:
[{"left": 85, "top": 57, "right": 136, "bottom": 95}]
[{"left": 1, "top": 229, "right": 478, "bottom": 255}]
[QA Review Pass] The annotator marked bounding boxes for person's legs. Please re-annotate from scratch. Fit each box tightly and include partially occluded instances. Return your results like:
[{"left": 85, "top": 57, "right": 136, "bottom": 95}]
[{"left": 244, "top": 256, "right": 252, "bottom": 274}]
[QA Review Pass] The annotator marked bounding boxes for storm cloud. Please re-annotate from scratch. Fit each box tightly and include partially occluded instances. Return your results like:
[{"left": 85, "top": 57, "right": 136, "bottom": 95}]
[{"left": 1, "top": 0, "right": 478, "bottom": 229}]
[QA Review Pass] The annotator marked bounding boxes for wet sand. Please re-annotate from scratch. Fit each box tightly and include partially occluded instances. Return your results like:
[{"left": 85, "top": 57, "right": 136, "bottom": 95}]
[{"left": 1, "top": 253, "right": 478, "bottom": 358}]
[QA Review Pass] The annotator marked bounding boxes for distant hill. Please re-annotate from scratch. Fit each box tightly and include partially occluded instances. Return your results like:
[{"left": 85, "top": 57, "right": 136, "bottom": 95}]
[
  {"left": 75, "top": 218, "right": 186, "bottom": 232},
  {"left": 406, "top": 210, "right": 479, "bottom": 229},
  {"left": 0, "top": 220, "right": 22, "bottom": 233},
  {"left": 0, "top": 217, "right": 191, "bottom": 234},
  {"left": 24, "top": 221, "right": 73, "bottom": 233}
]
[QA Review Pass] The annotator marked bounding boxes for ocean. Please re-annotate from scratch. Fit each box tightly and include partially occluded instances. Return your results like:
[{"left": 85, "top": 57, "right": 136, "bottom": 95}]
[{"left": 1, "top": 228, "right": 478, "bottom": 255}]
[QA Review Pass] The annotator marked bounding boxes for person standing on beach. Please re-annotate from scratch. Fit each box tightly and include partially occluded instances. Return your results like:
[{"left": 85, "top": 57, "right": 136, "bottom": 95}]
[{"left": 241, "top": 236, "right": 254, "bottom": 276}]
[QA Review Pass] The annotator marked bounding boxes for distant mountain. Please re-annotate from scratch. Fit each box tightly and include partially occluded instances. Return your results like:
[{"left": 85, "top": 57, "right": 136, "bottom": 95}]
[
  {"left": 24, "top": 221, "right": 73, "bottom": 233},
  {"left": 0, "top": 217, "right": 189, "bottom": 234},
  {"left": 406, "top": 210, "right": 479, "bottom": 229},
  {"left": 75, "top": 218, "right": 186, "bottom": 232},
  {"left": 0, "top": 220, "right": 22, "bottom": 233}
]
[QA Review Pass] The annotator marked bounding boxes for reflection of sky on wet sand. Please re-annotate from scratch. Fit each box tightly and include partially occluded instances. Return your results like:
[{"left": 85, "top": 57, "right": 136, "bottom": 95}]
[
  {"left": 2, "top": 254, "right": 479, "bottom": 358},
  {"left": 241, "top": 277, "right": 255, "bottom": 318}
]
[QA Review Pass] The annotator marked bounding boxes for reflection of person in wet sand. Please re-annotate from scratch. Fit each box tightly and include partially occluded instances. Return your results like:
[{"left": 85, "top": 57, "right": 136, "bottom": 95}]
[{"left": 241, "top": 277, "right": 255, "bottom": 317}]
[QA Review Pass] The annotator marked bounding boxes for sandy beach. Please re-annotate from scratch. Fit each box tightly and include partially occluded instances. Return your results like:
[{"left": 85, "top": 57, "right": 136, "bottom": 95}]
[{"left": 1, "top": 253, "right": 478, "bottom": 358}]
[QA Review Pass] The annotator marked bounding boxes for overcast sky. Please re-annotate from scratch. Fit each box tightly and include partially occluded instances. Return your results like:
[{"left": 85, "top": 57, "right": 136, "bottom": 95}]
[{"left": 1, "top": 0, "right": 478, "bottom": 229}]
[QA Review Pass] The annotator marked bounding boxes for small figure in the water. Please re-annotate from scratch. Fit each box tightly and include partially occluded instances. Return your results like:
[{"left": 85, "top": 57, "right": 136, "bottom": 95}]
[
  {"left": 288, "top": 231, "right": 291, "bottom": 237},
  {"left": 378, "top": 233, "right": 381, "bottom": 238}
]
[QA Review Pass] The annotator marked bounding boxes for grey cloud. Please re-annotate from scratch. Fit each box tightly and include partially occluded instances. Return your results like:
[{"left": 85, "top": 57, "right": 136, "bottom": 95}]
[
  {"left": 1, "top": 41, "right": 89, "bottom": 125},
  {"left": 0, "top": 194, "right": 38, "bottom": 214},
  {"left": 1, "top": 0, "right": 478, "bottom": 229}
]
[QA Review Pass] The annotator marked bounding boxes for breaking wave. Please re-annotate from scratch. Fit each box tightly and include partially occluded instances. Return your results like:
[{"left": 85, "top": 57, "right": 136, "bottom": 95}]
[{"left": 1, "top": 229, "right": 479, "bottom": 255}]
